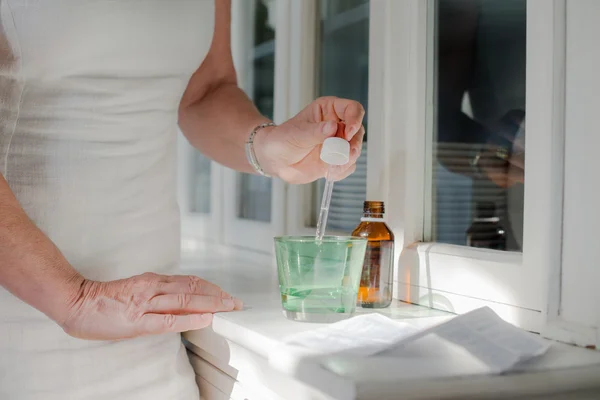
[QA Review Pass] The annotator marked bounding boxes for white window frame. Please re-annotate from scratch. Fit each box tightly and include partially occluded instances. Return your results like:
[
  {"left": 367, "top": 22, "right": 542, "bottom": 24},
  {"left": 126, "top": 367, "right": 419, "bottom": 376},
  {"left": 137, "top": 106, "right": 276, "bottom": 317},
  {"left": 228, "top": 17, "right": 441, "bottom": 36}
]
[
  {"left": 542, "top": 0, "right": 600, "bottom": 349},
  {"left": 368, "top": 0, "right": 566, "bottom": 332},
  {"left": 221, "top": 0, "right": 286, "bottom": 254},
  {"left": 178, "top": 132, "right": 224, "bottom": 248}
]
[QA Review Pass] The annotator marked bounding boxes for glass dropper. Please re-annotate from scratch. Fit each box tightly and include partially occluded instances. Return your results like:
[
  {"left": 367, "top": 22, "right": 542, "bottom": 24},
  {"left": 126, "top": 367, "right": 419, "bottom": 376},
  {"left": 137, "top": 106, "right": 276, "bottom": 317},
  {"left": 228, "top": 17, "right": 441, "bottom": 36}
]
[
  {"left": 315, "top": 166, "right": 335, "bottom": 241},
  {"left": 315, "top": 136, "right": 350, "bottom": 241}
]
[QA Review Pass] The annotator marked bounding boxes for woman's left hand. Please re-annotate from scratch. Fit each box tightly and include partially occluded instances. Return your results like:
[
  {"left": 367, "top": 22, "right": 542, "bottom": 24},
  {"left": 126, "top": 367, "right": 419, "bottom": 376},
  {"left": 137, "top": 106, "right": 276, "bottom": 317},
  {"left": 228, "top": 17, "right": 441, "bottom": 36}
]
[{"left": 254, "top": 96, "right": 365, "bottom": 184}]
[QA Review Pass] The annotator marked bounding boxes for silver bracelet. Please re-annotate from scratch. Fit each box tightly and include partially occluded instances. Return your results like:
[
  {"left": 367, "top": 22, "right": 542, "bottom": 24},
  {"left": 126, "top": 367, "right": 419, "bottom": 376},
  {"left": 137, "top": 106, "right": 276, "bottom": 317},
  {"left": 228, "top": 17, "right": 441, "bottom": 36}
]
[{"left": 245, "top": 122, "right": 275, "bottom": 177}]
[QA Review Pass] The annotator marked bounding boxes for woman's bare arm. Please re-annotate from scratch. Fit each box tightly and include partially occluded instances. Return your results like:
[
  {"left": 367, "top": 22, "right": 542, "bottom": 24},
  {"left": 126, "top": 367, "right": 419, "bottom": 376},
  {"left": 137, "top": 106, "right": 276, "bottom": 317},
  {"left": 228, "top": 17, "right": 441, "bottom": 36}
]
[
  {"left": 0, "top": 174, "right": 241, "bottom": 339},
  {"left": 178, "top": 0, "right": 366, "bottom": 184},
  {"left": 0, "top": 174, "right": 83, "bottom": 326},
  {"left": 178, "top": 0, "right": 267, "bottom": 175}
]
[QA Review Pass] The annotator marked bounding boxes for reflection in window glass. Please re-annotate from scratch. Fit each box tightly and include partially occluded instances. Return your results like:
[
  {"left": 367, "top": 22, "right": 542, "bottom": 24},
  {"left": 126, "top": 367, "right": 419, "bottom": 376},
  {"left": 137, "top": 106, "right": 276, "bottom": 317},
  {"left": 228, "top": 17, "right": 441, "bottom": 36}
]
[
  {"left": 190, "top": 153, "right": 211, "bottom": 214},
  {"left": 311, "top": 0, "right": 369, "bottom": 232},
  {"left": 432, "top": 0, "right": 526, "bottom": 251},
  {"left": 321, "top": 0, "right": 369, "bottom": 16},
  {"left": 238, "top": 0, "right": 275, "bottom": 222}
]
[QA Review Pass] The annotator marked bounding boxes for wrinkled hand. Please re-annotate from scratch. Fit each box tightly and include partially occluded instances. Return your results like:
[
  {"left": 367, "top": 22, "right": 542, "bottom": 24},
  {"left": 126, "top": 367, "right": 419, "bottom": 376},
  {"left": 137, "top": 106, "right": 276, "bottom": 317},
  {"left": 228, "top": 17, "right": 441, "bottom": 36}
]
[
  {"left": 254, "top": 96, "right": 365, "bottom": 184},
  {"left": 61, "top": 273, "right": 242, "bottom": 340}
]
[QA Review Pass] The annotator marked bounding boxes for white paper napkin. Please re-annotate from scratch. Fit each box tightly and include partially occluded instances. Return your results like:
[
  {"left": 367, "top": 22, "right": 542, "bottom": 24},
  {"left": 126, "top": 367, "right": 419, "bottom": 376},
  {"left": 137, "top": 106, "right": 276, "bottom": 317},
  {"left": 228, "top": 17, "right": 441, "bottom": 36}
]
[{"left": 276, "top": 307, "right": 550, "bottom": 375}]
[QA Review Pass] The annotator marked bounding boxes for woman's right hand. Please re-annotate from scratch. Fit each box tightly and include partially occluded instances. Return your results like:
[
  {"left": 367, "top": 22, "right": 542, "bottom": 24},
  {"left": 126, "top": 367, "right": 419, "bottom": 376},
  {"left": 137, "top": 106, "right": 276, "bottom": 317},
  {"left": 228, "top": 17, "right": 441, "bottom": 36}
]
[{"left": 60, "top": 272, "right": 243, "bottom": 340}]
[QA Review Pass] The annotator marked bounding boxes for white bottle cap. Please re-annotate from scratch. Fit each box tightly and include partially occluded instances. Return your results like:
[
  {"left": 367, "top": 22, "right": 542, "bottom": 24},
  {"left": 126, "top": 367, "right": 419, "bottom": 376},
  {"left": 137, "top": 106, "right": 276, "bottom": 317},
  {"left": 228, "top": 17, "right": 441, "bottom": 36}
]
[{"left": 320, "top": 137, "right": 350, "bottom": 166}]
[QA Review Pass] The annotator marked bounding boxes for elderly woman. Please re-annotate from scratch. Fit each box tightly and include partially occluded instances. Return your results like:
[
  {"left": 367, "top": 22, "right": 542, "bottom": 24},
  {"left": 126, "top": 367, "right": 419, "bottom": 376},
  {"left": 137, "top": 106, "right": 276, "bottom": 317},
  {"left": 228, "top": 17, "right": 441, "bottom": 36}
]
[{"left": 0, "top": 1, "right": 364, "bottom": 399}]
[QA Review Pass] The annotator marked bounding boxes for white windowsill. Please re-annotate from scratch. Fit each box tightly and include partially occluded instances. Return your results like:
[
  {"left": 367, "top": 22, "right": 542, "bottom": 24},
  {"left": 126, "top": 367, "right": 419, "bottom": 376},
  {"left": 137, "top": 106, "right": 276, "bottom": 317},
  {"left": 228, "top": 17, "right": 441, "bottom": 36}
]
[{"left": 180, "top": 248, "right": 600, "bottom": 400}]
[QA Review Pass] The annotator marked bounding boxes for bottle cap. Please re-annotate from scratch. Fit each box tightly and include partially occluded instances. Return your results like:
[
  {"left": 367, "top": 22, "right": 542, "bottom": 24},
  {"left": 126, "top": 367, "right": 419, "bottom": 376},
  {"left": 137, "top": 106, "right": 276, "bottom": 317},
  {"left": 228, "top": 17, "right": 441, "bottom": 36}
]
[{"left": 320, "top": 137, "right": 350, "bottom": 166}]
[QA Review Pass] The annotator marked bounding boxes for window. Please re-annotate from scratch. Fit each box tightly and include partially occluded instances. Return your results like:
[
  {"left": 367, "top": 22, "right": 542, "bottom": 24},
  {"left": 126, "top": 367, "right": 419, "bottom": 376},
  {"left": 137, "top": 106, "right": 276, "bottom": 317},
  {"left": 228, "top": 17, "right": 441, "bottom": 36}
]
[
  {"left": 178, "top": 134, "right": 223, "bottom": 246},
  {"left": 313, "top": 0, "right": 369, "bottom": 233},
  {"left": 190, "top": 153, "right": 211, "bottom": 214},
  {"left": 431, "top": 0, "right": 526, "bottom": 251},
  {"left": 222, "top": 0, "right": 285, "bottom": 252},
  {"left": 372, "top": 0, "right": 564, "bottom": 331},
  {"left": 236, "top": 1, "right": 275, "bottom": 224},
  {"left": 177, "top": 0, "right": 599, "bottom": 344},
  {"left": 286, "top": 0, "right": 370, "bottom": 236}
]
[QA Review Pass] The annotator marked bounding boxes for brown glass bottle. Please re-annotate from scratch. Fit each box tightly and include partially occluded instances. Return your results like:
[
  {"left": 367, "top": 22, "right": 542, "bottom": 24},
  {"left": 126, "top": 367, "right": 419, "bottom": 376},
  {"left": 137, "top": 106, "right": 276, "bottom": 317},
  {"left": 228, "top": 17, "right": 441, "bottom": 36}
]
[{"left": 351, "top": 201, "right": 394, "bottom": 308}]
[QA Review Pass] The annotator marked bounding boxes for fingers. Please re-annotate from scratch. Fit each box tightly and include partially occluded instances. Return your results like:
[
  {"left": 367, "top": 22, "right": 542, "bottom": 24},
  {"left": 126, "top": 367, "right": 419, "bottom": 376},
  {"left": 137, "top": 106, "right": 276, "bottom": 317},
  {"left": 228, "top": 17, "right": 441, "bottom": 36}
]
[
  {"left": 340, "top": 103, "right": 365, "bottom": 139},
  {"left": 348, "top": 125, "right": 365, "bottom": 161},
  {"left": 148, "top": 294, "right": 243, "bottom": 314},
  {"left": 319, "top": 120, "right": 339, "bottom": 139},
  {"left": 149, "top": 274, "right": 243, "bottom": 310},
  {"left": 139, "top": 313, "right": 214, "bottom": 335},
  {"left": 279, "top": 97, "right": 364, "bottom": 164},
  {"left": 134, "top": 274, "right": 243, "bottom": 337},
  {"left": 329, "top": 127, "right": 363, "bottom": 181},
  {"left": 318, "top": 97, "right": 365, "bottom": 140},
  {"left": 160, "top": 275, "right": 231, "bottom": 299},
  {"left": 295, "top": 122, "right": 363, "bottom": 162},
  {"left": 329, "top": 126, "right": 364, "bottom": 180},
  {"left": 306, "top": 119, "right": 352, "bottom": 148},
  {"left": 278, "top": 124, "right": 365, "bottom": 184},
  {"left": 277, "top": 120, "right": 336, "bottom": 154},
  {"left": 329, "top": 163, "right": 357, "bottom": 182}
]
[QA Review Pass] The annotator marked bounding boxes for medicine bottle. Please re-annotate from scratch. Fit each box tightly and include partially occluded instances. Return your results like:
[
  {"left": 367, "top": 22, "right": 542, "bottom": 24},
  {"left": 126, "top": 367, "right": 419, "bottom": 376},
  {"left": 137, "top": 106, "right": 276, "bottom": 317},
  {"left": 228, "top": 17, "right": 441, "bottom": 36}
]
[{"left": 351, "top": 201, "right": 394, "bottom": 308}]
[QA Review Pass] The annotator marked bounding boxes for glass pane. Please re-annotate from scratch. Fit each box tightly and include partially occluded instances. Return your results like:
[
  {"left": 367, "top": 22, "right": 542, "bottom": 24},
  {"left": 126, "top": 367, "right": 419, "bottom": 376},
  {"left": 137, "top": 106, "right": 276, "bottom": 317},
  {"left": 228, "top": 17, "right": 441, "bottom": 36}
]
[
  {"left": 321, "top": 0, "right": 369, "bottom": 16},
  {"left": 309, "top": 0, "right": 370, "bottom": 233},
  {"left": 190, "top": 153, "right": 211, "bottom": 214},
  {"left": 237, "top": 173, "right": 272, "bottom": 222},
  {"left": 431, "top": 0, "right": 526, "bottom": 251},
  {"left": 237, "top": 0, "right": 275, "bottom": 222}
]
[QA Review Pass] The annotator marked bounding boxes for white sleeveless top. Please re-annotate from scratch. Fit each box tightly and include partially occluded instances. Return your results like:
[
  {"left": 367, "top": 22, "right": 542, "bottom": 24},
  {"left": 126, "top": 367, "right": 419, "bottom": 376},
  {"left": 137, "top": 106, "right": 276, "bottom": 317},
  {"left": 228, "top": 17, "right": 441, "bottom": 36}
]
[{"left": 0, "top": 1, "right": 214, "bottom": 398}]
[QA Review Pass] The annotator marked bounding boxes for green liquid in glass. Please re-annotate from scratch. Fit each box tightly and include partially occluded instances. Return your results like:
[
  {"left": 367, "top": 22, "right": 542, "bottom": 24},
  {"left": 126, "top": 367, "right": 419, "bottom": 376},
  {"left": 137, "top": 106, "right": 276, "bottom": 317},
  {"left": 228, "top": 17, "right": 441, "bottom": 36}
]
[
  {"left": 274, "top": 236, "right": 367, "bottom": 322},
  {"left": 281, "top": 286, "right": 355, "bottom": 313}
]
